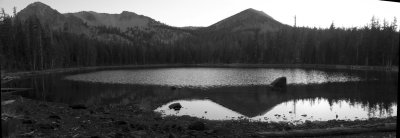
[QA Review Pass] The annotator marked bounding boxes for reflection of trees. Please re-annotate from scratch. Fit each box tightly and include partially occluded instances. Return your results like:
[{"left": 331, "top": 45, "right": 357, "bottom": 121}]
[{"left": 5, "top": 75, "right": 398, "bottom": 118}]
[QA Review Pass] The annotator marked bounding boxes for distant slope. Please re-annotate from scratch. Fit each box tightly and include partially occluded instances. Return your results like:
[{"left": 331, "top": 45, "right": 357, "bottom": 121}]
[
  {"left": 65, "top": 11, "right": 162, "bottom": 31},
  {"left": 17, "top": 2, "right": 191, "bottom": 44},
  {"left": 207, "top": 8, "right": 288, "bottom": 32},
  {"left": 66, "top": 11, "right": 191, "bottom": 43}
]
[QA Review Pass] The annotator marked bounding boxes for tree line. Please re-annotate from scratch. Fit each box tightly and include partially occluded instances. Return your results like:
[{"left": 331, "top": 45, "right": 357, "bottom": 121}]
[{"left": 0, "top": 11, "right": 398, "bottom": 71}]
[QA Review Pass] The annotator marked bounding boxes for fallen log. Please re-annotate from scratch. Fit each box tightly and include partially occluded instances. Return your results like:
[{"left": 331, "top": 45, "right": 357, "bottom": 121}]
[{"left": 256, "top": 123, "right": 396, "bottom": 137}]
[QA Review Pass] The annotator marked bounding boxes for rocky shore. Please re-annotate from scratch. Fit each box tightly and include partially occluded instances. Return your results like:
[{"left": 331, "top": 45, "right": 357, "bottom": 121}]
[{"left": 1, "top": 93, "right": 396, "bottom": 138}]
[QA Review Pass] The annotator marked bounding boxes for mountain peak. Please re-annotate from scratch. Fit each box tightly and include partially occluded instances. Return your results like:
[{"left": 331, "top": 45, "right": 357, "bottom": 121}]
[
  {"left": 208, "top": 8, "right": 286, "bottom": 32},
  {"left": 18, "top": 1, "right": 61, "bottom": 20},
  {"left": 244, "top": 8, "right": 257, "bottom": 12},
  {"left": 121, "top": 11, "right": 136, "bottom": 14},
  {"left": 25, "top": 1, "right": 52, "bottom": 10},
  {"left": 240, "top": 8, "right": 273, "bottom": 19}
]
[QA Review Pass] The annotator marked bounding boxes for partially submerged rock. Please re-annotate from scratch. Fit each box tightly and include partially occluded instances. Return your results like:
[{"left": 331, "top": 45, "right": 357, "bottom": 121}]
[
  {"left": 69, "top": 104, "right": 87, "bottom": 109},
  {"left": 170, "top": 86, "right": 177, "bottom": 90},
  {"left": 168, "top": 103, "right": 182, "bottom": 110},
  {"left": 270, "top": 77, "right": 287, "bottom": 90},
  {"left": 188, "top": 121, "right": 205, "bottom": 131}
]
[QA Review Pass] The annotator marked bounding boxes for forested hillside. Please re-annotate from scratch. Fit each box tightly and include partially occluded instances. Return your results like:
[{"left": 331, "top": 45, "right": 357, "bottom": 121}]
[
  {"left": 173, "top": 19, "right": 399, "bottom": 65},
  {"left": 0, "top": 2, "right": 398, "bottom": 71}
]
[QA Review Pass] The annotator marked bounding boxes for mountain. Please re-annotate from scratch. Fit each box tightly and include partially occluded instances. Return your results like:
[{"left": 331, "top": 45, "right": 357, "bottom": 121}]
[
  {"left": 17, "top": 2, "right": 191, "bottom": 44},
  {"left": 207, "top": 8, "right": 288, "bottom": 32},
  {"left": 16, "top": 2, "right": 288, "bottom": 45},
  {"left": 65, "top": 11, "right": 163, "bottom": 31},
  {"left": 67, "top": 11, "right": 192, "bottom": 43},
  {"left": 17, "top": 2, "right": 90, "bottom": 34}
]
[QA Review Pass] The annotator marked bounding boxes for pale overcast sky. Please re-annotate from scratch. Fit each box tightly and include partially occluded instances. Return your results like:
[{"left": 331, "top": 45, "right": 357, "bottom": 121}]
[{"left": 1, "top": 0, "right": 399, "bottom": 28}]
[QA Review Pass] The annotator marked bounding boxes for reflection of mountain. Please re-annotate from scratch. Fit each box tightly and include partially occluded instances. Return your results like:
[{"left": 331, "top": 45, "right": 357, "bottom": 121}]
[
  {"left": 170, "top": 82, "right": 398, "bottom": 117},
  {"left": 7, "top": 75, "right": 398, "bottom": 118}
]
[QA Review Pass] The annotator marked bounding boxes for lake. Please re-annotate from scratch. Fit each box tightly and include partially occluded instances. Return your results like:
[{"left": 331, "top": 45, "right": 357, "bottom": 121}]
[{"left": 3, "top": 67, "right": 397, "bottom": 123}]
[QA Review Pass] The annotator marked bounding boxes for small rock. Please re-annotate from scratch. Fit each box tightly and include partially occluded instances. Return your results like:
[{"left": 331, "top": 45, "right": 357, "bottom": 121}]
[
  {"left": 213, "top": 127, "right": 230, "bottom": 135},
  {"left": 48, "top": 115, "right": 61, "bottom": 120},
  {"left": 188, "top": 121, "right": 205, "bottom": 131},
  {"left": 205, "top": 129, "right": 214, "bottom": 134},
  {"left": 170, "top": 86, "right": 177, "bottom": 90},
  {"left": 168, "top": 103, "right": 182, "bottom": 110},
  {"left": 130, "top": 130, "right": 147, "bottom": 136},
  {"left": 37, "top": 123, "right": 58, "bottom": 130},
  {"left": 301, "top": 114, "right": 307, "bottom": 117},
  {"left": 289, "top": 111, "right": 292, "bottom": 113},
  {"left": 114, "top": 132, "right": 123, "bottom": 137},
  {"left": 69, "top": 104, "right": 87, "bottom": 109},
  {"left": 22, "top": 119, "right": 36, "bottom": 124},
  {"left": 154, "top": 116, "right": 162, "bottom": 121},
  {"left": 39, "top": 104, "right": 48, "bottom": 107},
  {"left": 115, "top": 120, "right": 128, "bottom": 125},
  {"left": 130, "top": 123, "right": 148, "bottom": 130},
  {"left": 169, "top": 133, "right": 177, "bottom": 138},
  {"left": 305, "top": 120, "right": 312, "bottom": 125}
]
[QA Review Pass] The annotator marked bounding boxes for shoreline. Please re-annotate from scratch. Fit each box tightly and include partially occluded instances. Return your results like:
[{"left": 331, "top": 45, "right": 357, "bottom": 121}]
[
  {"left": 1, "top": 64, "right": 398, "bottom": 83},
  {"left": 1, "top": 94, "right": 397, "bottom": 137},
  {"left": 1, "top": 64, "right": 398, "bottom": 137}
]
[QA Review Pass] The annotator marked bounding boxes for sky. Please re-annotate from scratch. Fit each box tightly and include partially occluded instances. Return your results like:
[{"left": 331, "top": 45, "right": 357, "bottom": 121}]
[{"left": 1, "top": 0, "right": 400, "bottom": 28}]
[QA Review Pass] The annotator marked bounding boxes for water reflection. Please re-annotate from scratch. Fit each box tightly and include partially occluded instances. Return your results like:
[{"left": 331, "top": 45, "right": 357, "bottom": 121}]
[
  {"left": 254, "top": 98, "right": 396, "bottom": 122},
  {"left": 155, "top": 99, "right": 245, "bottom": 120},
  {"left": 2, "top": 68, "right": 397, "bottom": 122},
  {"left": 156, "top": 98, "right": 397, "bottom": 122}
]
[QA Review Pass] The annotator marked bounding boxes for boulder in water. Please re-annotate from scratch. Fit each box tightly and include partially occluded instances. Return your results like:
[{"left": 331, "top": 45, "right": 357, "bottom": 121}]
[
  {"left": 168, "top": 103, "right": 182, "bottom": 110},
  {"left": 270, "top": 77, "right": 287, "bottom": 90}
]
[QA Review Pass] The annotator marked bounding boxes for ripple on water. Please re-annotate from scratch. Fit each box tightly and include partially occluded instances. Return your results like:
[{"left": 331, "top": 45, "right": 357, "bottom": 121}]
[{"left": 64, "top": 68, "right": 361, "bottom": 88}]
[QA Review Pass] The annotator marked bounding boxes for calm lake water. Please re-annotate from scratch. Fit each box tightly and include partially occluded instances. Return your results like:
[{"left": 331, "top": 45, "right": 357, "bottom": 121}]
[{"left": 3, "top": 67, "right": 398, "bottom": 122}]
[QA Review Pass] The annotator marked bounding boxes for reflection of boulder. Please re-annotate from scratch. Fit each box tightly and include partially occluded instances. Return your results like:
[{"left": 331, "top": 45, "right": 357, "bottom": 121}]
[{"left": 168, "top": 103, "right": 182, "bottom": 110}]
